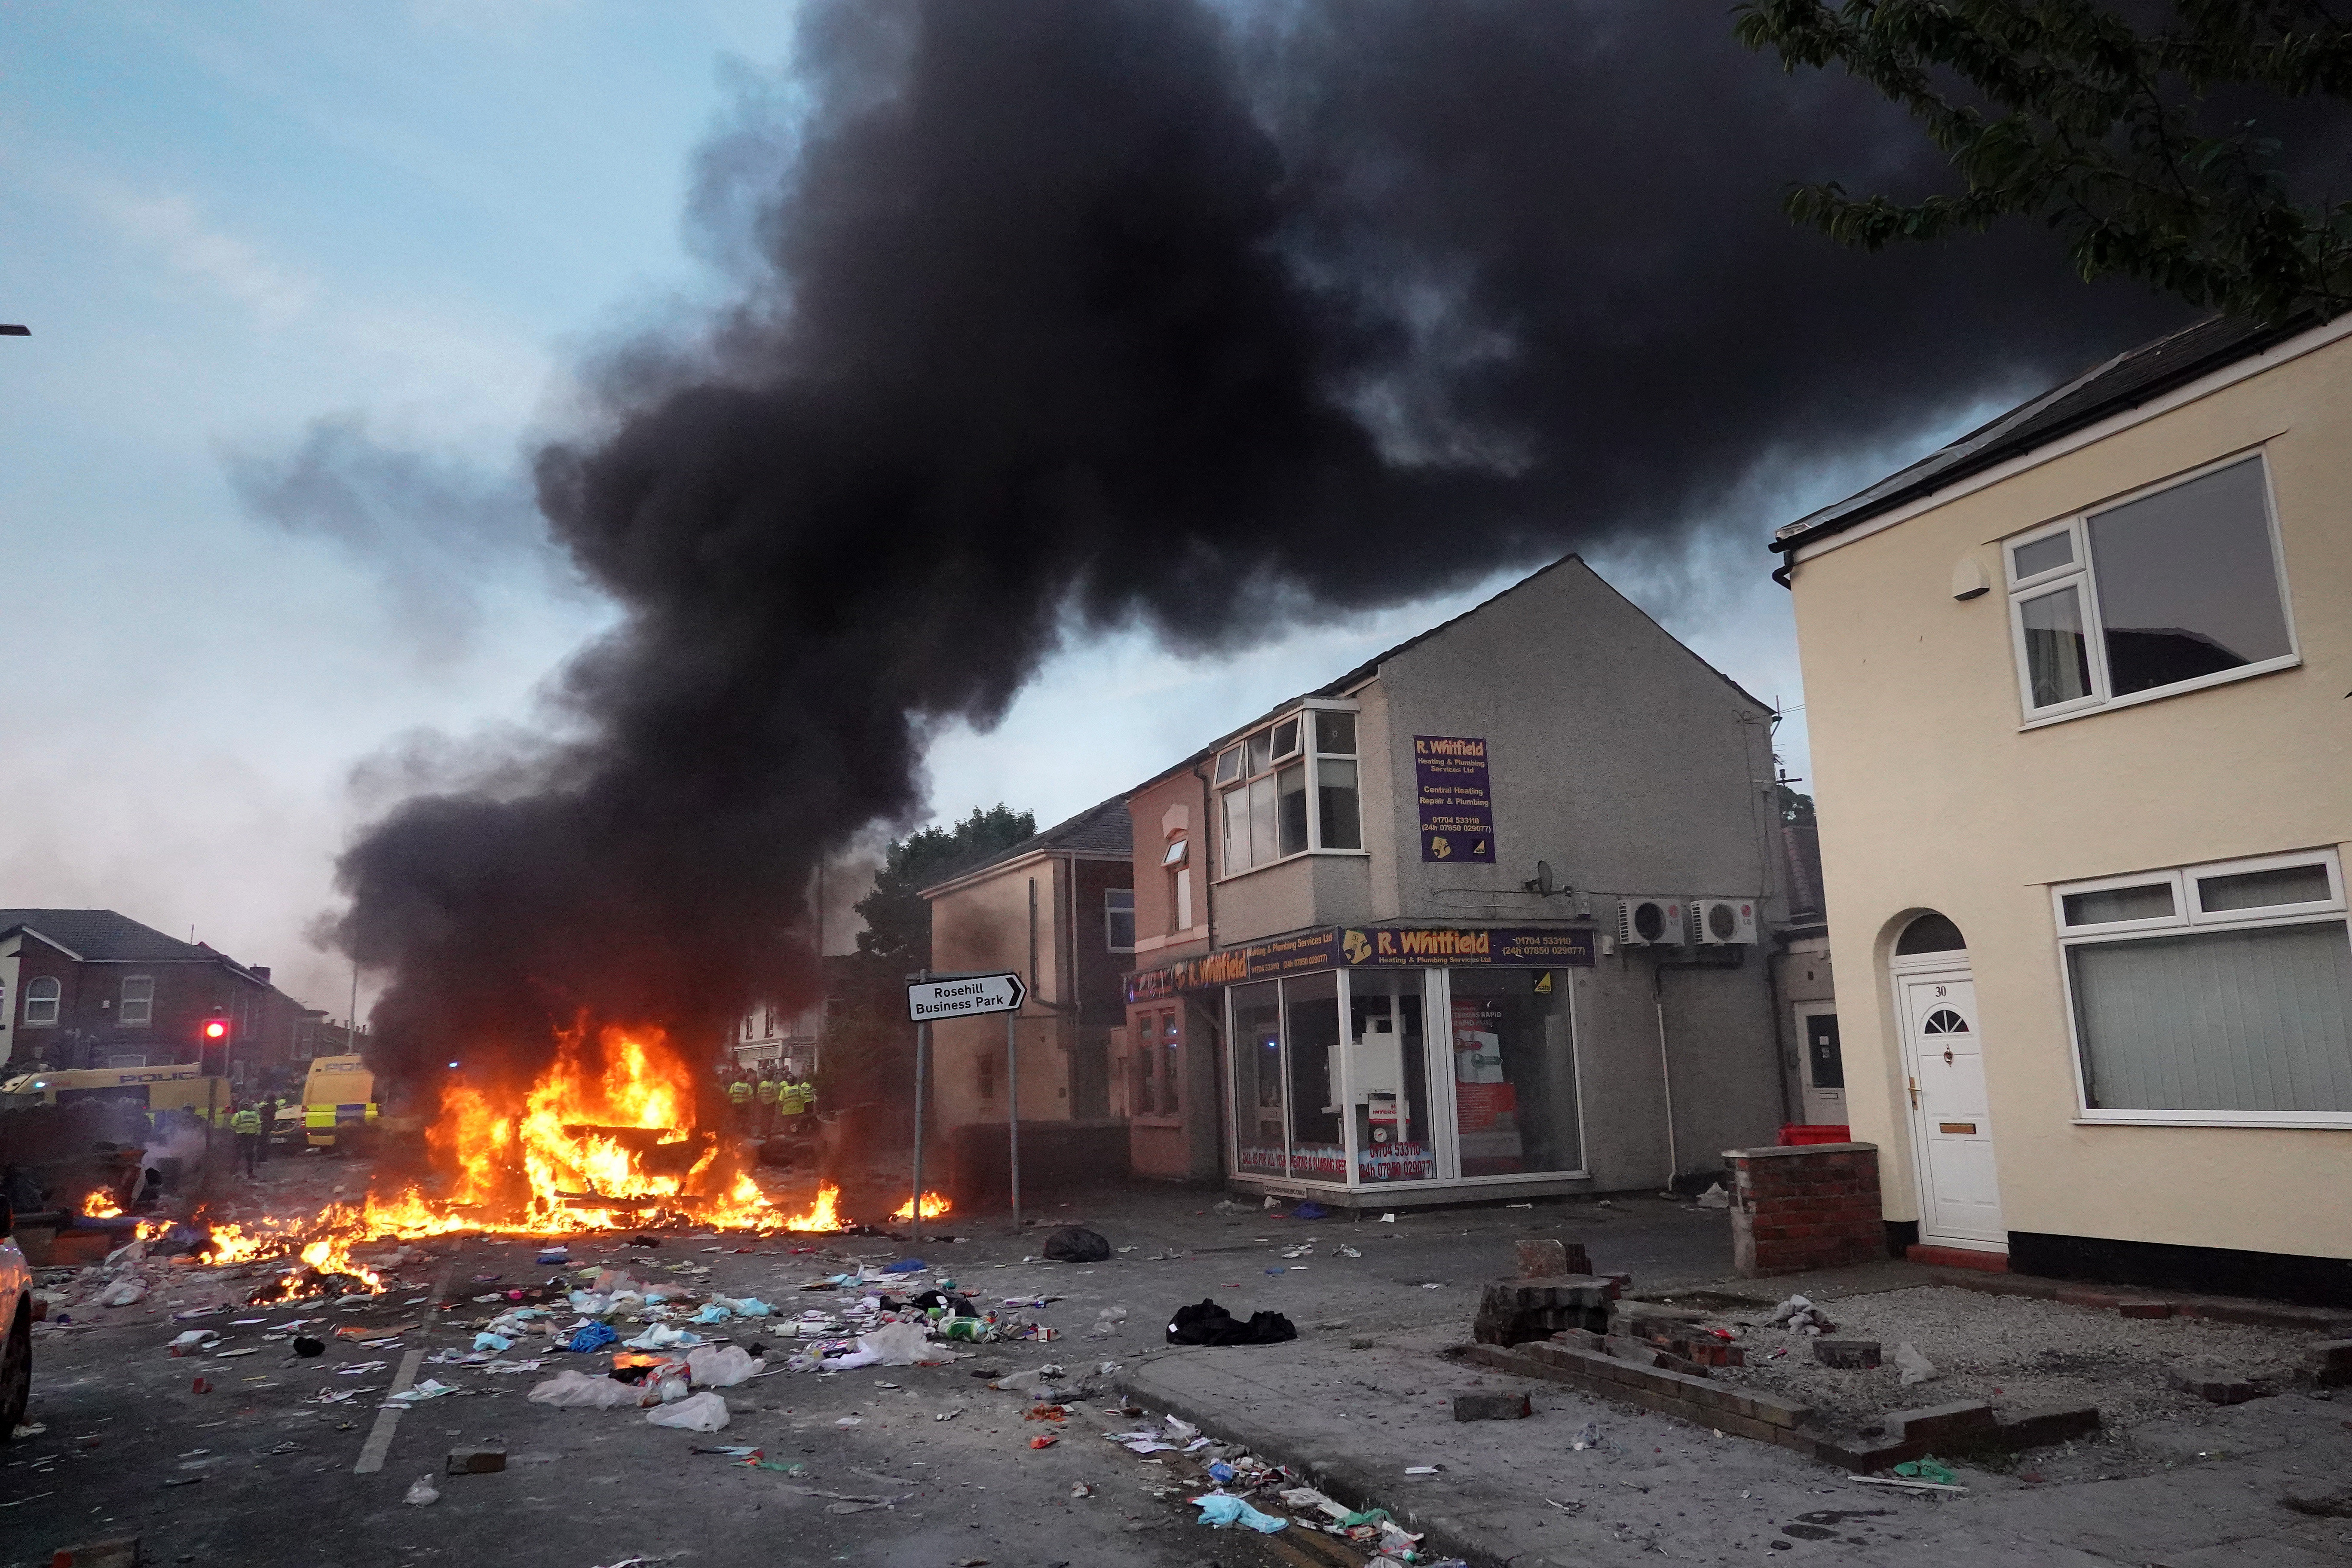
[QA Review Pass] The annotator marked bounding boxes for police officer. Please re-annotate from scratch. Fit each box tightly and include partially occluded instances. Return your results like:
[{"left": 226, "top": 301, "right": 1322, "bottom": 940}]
[
  {"left": 754, "top": 1070, "right": 781, "bottom": 1137},
  {"left": 230, "top": 1099, "right": 264, "bottom": 1177},
  {"left": 726, "top": 1071, "right": 754, "bottom": 1135}
]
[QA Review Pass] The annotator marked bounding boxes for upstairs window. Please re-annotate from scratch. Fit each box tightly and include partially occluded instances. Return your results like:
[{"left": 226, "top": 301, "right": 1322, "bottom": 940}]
[
  {"left": 1104, "top": 888, "right": 1136, "bottom": 953},
  {"left": 2007, "top": 454, "right": 2294, "bottom": 722},
  {"left": 23, "top": 975, "right": 59, "bottom": 1026},
  {"left": 1215, "top": 705, "right": 1362, "bottom": 876},
  {"left": 119, "top": 976, "right": 154, "bottom": 1027}
]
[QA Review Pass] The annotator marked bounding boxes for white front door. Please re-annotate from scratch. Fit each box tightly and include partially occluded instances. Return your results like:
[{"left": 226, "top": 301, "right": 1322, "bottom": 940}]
[
  {"left": 1795, "top": 1005, "right": 1845, "bottom": 1124},
  {"left": 1900, "top": 974, "right": 2004, "bottom": 1249}
]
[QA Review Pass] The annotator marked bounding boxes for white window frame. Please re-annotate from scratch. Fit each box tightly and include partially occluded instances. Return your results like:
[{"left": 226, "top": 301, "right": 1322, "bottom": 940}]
[
  {"left": 2004, "top": 450, "right": 2299, "bottom": 729},
  {"left": 119, "top": 975, "right": 154, "bottom": 1027},
  {"left": 1213, "top": 699, "right": 1367, "bottom": 883},
  {"left": 22, "top": 975, "right": 59, "bottom": 1027},
  {"left": 2055, "top": 847, "right": 2351, "bottom": 1128}
]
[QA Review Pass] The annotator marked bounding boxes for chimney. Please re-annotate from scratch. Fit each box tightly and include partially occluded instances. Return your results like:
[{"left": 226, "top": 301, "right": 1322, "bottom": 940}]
[{"left": 251, "top": 965, "right": 272, "bottom": 984}]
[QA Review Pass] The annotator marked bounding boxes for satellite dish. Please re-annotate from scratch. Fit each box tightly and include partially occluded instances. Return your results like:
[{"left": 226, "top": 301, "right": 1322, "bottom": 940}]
[{"left": 1530, "top": 860, "right": 1555, "bottom": 896}]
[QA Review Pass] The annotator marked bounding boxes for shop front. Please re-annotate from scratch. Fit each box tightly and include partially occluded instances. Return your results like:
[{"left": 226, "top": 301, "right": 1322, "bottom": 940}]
[{"left": 1127, "top": 924, "right": 1599, "bottom": 1203}]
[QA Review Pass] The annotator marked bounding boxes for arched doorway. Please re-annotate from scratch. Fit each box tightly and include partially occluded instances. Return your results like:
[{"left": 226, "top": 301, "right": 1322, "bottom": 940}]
[{"left": 1890, "top": 913, "right": 2004, "bottom": 1251}]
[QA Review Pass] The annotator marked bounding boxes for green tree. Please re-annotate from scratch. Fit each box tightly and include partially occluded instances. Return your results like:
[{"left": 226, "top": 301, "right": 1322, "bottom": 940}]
[
  {"left": 822, "top": 804, "right": 1036, "bottom": 1111},
  {"left": 852, "top": 803, "right": 1039, "bottom": 973},
  {"left": 1735, "top": 1, "right": 2352, "bottom": 322},
  {"left": 1777, "top": 781, "right": 1819, "bottom": 827}
]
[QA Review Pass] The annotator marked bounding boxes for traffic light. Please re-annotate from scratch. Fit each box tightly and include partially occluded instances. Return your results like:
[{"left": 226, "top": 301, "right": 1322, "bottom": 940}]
[
  {"left": 200, "top": 1010, "right": 231, "bottom": 1075},
  {"left": 201, "top": 1017, "right": 230, "bottom": 1044}
]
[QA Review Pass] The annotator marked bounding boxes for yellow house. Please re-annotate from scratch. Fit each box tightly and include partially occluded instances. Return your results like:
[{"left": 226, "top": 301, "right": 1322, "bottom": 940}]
[{"left": 1771, "top": 314, "right": 2352, "bottom": 1304}]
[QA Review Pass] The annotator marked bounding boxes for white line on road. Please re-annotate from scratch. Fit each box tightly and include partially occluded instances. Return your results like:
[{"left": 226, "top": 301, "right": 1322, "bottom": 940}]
[
  {"left": 355, "top": 1252, "right": 457, "bottom": 1475},
  {"left": 354, "top": 1348, "right": 424, "bottom": 1475}
]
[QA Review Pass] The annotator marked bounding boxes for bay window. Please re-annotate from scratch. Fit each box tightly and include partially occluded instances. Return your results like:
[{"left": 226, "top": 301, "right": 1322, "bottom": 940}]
[
  {"left": 1215, "top": 704, "right": 1362, "bottom": 876},
  {"left": 2056, "top": 849, "right": 2352, "bottom": 1125},
  {"left": 2006, "top": 453, "right": 2295, "bottom": 722}
]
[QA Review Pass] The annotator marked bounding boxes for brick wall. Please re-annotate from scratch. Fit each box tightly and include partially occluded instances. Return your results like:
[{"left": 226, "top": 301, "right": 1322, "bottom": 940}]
[{"left": 1726, "top": 1142, "right": 1882, "bottom": 1277}]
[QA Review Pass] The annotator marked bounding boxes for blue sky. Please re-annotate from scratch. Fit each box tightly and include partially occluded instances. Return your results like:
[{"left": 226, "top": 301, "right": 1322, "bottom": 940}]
[{"left": 0, "top": 1, "right": 1926, "bottom": 1021}]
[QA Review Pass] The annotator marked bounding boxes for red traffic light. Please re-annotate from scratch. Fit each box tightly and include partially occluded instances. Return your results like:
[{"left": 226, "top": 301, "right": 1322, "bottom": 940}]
[{"left": 202, "top": 1019, "right": 230, "bottom": 1041}]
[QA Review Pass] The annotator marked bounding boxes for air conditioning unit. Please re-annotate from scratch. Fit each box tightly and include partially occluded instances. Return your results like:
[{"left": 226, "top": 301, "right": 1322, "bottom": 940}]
[
  {"left": 1617, "top": 897, "right": 1686, "bottom": 947},
  {"left": 1691, "top": 898, "right": 1758, "bottom": 946}
]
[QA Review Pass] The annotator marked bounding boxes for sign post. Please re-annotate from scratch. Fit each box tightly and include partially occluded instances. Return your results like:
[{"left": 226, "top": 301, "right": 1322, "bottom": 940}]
[
  {"left": 905, "top": 971, "right": 1029, "bottom": 1240},
  {"left": 1005, "top": 1003, "right": 1020, "bottom": 1239}
]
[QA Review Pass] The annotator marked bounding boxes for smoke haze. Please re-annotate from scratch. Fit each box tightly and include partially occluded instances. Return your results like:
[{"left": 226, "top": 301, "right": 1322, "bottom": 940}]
[{"left": 333, "top": 0, "right": 2184, "bottom": 1089}]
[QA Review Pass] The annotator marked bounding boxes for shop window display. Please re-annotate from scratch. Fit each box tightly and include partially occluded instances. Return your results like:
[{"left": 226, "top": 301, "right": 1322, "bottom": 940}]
[
  {"left": 1231, "top": 981, "right": 1286, "bottom": 1176},
  {"left": 1348, "top": 972, "right": 1434, "bottom": 1181},
  {"left": 1449, "top": 969, "right": 1582, "bottom": 1176}
]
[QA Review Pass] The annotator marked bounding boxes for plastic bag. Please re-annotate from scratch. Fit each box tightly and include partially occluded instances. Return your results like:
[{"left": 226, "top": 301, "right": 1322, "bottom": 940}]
[
  {"left": 1893, "top": 1341, "right": 1939, "bottom": 1386},
  {"left": 404, "top": 1474, "right": 440, "bottom": 1506},
  {"left": 1041, "top": 1226, "right": 1111, "bottom": 1263},
  {"left": 853, "top": 1320, "right": 934, "bottom": 1367},
  {"left": 687, "top": 1344, "right": 762, "bottom": 1388},
  {"left": 1192, "top": 1493, "right": 1288, "bottom": 1532},
  {"left": 992, "top": 1367, "right": 1060, "bottom": 1394},
  {"left": 624, "top": 1323, "right": 705, "bottom": 1351},
  {"left": 567, "top": 1322, "right": 620, "bottom": 1354},
  {"left": 98, "top": 1278, "right": 148, "bottom": 1308},
  {"left": 528, "top": 1371, "right": 646, "bottom": 1409},
  {"left": 1695, "top": 1182, "right": 1731, "bottom": 1209},
  {"left": 714, "top": 1295, "right": 772, "bottom": 1317},
  {"left": 644, "top": 1390, "right": 732, "bottom": 1431}
]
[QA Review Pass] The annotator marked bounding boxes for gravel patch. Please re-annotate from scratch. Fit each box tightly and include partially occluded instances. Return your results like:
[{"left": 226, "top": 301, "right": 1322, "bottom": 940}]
[{"left": 1700, "top": 1285, "right": 2311, "bottom": 1430}]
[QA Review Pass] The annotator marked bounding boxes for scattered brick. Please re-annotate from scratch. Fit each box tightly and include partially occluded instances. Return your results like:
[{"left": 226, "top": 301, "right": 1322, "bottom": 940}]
[
  {"left": 1472, "top": 1275, "right": 1618, "bottom": 1346},
  {"left": 445, "top": 1443, "right": 508, "bottom": 1475},
  {"left": 2166, "top": 1361, "right": 2266, "bottom": 1406},
  {"left": 1451, "top": 1390, "right": 1533, "bottom": 1422},
  {"left": 1513, "top": 1239, "right": 1568, "bottom": 1279},
  {"left": 2115, "top": 1299, "right": 2176, "bottom": 1319},
  {"left": 1812, "top": 1338, "right": 1881, "bottom": 1369},
  {"left": 2304, "top": 1340, "right": 2352, "bottom": 1387},
  {"left": 47, "top": 1540, "right": 138, "bottom": 1568}
]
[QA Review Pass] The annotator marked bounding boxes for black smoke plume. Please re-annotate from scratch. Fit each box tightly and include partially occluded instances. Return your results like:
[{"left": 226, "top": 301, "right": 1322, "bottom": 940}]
[{"left": 334, "top": 0, "right": 2184, "bottom": 1093}]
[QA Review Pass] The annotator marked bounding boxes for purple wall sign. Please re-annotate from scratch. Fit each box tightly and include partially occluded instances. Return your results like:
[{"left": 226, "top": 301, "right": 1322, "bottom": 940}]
[{"left": 1415, "top": 735, "right": 1495, "bottom": 863}]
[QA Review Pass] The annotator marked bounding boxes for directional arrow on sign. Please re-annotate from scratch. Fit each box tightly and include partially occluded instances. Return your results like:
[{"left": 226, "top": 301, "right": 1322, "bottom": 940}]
[{"left": 906, "top": 971, "right": 1027, "bottom": 1022}]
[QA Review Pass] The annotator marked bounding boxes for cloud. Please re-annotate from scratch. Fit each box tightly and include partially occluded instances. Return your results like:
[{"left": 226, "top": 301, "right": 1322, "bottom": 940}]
[
  {"left": 93, "top": 189, "right": 321, "bottom": 329},
  {"left": 223, "top": 414, "right": 574, "bottom": 655}
]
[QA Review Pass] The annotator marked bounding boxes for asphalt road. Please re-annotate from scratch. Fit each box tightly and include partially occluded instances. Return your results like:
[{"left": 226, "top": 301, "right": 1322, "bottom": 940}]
[{"left": 6, "top": 1161, "right": 1729, "bottom": 1568}]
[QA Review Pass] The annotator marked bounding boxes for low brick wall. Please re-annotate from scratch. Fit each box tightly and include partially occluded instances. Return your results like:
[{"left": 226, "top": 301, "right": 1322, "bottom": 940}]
[{"left": 1726, "top": 1142, "right": 1883, "bottom": 1277}]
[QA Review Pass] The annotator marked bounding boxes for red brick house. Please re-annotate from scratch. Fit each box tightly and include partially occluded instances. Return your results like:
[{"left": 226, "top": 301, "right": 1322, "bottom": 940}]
[{"left": 0, "top": 910, "right": 315, "bottom": 1093}]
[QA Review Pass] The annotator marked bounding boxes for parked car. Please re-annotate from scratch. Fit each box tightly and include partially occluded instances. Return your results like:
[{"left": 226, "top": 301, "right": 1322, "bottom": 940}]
[{"left": 0, "top": 1196, "right": 30, "bottom": 1438}]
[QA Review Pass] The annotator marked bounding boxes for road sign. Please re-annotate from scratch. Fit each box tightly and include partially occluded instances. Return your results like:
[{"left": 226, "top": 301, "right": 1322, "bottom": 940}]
[{"left": 906, "top": 971, "right": 1027, "bottom": 1022}]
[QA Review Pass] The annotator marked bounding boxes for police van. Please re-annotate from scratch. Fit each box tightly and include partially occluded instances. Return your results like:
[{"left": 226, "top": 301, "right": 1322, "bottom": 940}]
[{"left": 301, "top": 1055, "right": 379, "bottom": 1152}]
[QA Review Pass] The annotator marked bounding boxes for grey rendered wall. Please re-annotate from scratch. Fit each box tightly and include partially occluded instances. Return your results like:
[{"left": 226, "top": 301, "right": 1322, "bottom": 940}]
[
  {"left": 1375, "top": 557, "right": 1779, "bottom": 917},
  {"left": 1375, "top": 558, "right": 1789, "bottom": 1174}
]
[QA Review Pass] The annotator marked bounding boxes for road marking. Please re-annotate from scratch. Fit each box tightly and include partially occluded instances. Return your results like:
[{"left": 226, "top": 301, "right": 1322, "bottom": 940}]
[{"left": 355, "top": 1252, "right": 457, "bottom": 1475}]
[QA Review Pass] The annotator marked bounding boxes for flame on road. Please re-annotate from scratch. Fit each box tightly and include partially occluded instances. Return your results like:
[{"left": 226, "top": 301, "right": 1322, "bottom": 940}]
[
  {"left": 354, "top": 1022, "right": 787, "bottom": 1234},
  {"left": 890, "top": 1191, "right": 951, "bottom": 1222},
  {"left": 782, "top": 1182, "right": 845, "bottom": 1232},
  {"left": 191, "top": 1019, "right": 894, "bottom": 1270}
]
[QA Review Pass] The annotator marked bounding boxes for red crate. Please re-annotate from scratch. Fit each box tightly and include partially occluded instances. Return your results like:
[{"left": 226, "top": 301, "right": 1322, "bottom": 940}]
[{"left": 1776, "top": 1123, "right": 1853, "bottom": 1146}]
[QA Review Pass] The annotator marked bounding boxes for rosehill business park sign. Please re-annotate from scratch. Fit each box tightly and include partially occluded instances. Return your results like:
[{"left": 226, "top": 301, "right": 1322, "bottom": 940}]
[{"left": 905, "top": 971, "right": 1027, "bottom": 1021}]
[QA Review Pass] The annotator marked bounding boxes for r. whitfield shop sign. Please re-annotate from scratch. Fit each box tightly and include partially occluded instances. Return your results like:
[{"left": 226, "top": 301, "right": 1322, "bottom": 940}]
[{"left": 1125, "top": 924, "right": 1596, "bottom": 1003}]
